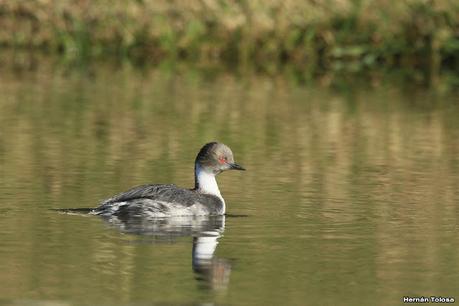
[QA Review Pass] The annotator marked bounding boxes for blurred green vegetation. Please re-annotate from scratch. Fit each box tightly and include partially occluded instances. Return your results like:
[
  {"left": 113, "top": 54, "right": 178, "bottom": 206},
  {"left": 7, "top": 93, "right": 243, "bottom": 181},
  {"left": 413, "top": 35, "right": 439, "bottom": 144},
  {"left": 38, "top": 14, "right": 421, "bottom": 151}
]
[{"left": 0, "top": 0, "right": 457, "bottom": 70}]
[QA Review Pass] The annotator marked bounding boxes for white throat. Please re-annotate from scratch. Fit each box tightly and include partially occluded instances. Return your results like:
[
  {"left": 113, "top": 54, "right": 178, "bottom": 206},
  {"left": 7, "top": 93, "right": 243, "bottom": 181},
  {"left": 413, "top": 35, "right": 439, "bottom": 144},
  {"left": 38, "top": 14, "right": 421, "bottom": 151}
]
[{"left": 195, "top": 164, "right": 224, "bottom": 201}]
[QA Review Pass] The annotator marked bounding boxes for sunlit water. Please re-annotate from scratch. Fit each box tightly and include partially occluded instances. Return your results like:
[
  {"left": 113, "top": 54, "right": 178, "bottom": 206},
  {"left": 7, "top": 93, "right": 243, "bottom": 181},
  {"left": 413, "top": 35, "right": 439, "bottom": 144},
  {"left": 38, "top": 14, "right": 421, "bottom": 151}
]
[{"left": 0, "top": 58, "right": 458, "bottom": 306}]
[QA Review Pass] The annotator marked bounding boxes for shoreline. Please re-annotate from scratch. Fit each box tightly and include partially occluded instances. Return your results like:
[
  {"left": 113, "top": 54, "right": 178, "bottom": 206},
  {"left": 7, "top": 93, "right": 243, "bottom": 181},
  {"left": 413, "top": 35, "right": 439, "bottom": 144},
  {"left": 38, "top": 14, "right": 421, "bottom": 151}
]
[{"left": 1, "top": 1, "right": 457, "bottom": 70}]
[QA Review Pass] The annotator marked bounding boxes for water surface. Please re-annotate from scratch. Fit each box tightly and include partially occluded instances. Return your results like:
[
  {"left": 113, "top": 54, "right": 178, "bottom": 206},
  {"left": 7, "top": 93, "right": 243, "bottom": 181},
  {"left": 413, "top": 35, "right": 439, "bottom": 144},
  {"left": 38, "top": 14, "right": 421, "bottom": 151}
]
[{"left": 0, "top": 59, "right": 458, "bottom": 305}]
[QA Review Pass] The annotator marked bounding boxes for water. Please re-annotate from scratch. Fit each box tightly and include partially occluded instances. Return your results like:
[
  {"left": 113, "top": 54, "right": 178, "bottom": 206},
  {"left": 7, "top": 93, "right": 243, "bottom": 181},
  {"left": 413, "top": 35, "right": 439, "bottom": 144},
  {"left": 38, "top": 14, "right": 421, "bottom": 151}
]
[{"left": 0, "top": 58, "right": 458, "bottom": 306}]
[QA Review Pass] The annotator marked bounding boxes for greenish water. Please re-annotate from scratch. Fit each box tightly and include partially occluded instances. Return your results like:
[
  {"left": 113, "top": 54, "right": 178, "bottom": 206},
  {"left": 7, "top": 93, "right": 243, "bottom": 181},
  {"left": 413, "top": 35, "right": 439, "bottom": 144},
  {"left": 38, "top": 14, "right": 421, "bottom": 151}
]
[{"left": 0, "top": 59, "right": 458, "bottom": 306}]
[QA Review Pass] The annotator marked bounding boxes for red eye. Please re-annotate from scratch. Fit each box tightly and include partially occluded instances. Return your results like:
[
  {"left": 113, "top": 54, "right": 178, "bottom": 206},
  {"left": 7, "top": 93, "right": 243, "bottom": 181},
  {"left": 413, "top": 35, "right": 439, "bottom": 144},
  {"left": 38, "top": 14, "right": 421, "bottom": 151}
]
[{"left": 218, "top": 156, "right": 226, "bottom": 164}]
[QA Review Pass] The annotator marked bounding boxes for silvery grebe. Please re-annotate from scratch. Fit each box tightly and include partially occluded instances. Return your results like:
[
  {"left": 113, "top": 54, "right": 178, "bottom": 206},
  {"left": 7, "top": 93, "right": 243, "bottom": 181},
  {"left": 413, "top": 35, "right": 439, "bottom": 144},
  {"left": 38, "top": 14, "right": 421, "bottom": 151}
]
[{"left": 91, "top": 142, "right": 245, "bottom": 218}]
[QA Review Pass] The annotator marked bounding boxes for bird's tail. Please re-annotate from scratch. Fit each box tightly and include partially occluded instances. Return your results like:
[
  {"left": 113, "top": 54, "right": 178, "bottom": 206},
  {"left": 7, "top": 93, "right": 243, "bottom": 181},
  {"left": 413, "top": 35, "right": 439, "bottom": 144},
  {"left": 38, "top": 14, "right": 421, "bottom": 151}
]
[{"left": 51, "top": 208, "right": 94, "bottom": 215}]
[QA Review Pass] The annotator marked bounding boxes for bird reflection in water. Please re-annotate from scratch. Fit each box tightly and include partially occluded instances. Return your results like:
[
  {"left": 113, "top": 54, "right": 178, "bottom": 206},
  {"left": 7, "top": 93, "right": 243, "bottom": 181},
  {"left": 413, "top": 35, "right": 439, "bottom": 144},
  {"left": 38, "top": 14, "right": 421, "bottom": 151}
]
[
  {"left": 99, "top": 214, "right": 231, "bottom": 291},
  {"left": 192, "top": 226, "right": 231, "bottom": 290}
]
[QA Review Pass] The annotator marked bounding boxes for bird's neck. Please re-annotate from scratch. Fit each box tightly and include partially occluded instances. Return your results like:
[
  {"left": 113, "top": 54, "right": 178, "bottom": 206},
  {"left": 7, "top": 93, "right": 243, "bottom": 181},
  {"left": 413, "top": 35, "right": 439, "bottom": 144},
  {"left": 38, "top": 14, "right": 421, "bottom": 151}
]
[{"left": 194, "top": 164, "right": 223, "bottom": 199}]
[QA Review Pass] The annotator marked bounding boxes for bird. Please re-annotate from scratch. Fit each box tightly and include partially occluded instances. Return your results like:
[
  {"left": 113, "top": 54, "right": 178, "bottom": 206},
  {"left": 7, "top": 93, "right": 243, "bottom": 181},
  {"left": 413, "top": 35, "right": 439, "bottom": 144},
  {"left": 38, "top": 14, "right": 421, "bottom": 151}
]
[{"left": 91, "top": 142, "right": 245, "bottom": 218}]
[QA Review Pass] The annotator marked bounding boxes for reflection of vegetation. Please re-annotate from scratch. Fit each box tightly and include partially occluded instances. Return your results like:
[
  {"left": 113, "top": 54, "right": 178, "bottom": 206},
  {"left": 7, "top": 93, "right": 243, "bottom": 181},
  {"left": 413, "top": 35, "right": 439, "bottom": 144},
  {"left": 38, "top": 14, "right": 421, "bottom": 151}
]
[
  {"left": 0, "top": 60, "right": 458, "bottom": 304},
  {"left": 1, "top": 0, "right": 458, "bottom": 70}
]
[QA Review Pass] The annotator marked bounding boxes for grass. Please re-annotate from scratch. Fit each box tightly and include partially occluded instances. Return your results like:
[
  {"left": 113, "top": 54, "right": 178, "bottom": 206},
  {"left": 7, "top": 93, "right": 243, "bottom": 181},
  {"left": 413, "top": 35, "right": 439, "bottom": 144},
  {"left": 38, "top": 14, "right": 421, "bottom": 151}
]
[{"left": 0, "top": 0, "right": 457, "bottom": 70}]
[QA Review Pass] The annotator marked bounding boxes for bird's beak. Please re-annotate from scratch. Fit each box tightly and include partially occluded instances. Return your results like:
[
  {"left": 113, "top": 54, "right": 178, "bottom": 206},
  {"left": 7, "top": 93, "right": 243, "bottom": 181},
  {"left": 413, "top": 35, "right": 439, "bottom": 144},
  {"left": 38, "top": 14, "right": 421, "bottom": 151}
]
[{"left": 229, "top": 163, "right": 246, "bottom": 171}]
